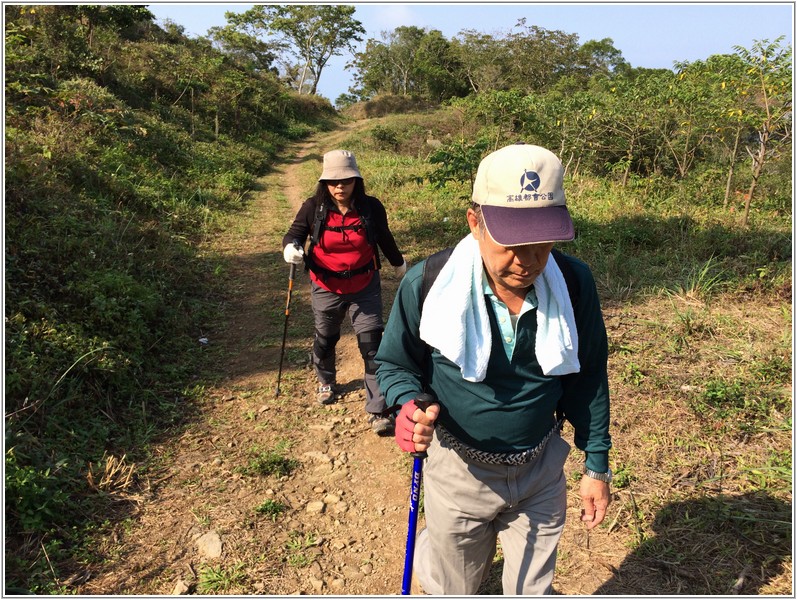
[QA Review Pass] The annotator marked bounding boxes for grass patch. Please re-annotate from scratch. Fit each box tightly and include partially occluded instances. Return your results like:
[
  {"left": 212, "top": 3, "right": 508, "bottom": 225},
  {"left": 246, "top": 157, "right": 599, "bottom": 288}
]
[
  {"left": 255, "top": 499, "right": 288, "bottom": 521},
  {"left": 236, "top": 441, "right": 300, "bottom": 478},
  {"left": 284, "top": 531, "right": 320, "bottom": 568},
  {"left": 196, "top": 562, "right": 247, "bottom": 594}
]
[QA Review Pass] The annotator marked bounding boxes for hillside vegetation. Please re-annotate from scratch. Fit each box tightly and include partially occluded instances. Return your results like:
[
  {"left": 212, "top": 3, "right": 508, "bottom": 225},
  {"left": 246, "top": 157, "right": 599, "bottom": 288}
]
[
  {"left": 4, "top": 6, "right": 792, "bottom": 594},
  {"left": 4, "top": 6, "right": 338, "bottom": 590}
]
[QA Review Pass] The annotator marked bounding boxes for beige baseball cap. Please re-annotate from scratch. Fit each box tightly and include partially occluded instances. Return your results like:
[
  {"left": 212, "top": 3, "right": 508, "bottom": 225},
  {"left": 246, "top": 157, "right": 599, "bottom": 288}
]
[
  {"left": 472, "top": 143, "right": 574, "bottom": 246},
  {"left": 318, "top": 149, "right": 362, "bottom": 181}
]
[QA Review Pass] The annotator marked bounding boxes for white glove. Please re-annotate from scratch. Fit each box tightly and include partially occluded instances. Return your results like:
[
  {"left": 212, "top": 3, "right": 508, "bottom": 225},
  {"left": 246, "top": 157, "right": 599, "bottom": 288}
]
[
  {"left": 394, "top": 260, "right": 407, "bottom": 277},
  {"left": 283, "top": 244, "right": 304, "bottom": 265}
]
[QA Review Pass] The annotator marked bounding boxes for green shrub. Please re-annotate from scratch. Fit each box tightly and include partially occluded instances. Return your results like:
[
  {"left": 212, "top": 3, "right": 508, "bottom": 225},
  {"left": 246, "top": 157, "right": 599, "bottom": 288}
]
[
  {"left": 370, "top": 125, "right": 400, "bottom": 150},
  {"left": 5, "top": 448, "right": 71, "bottom": 532},
  {"left": 255, "top": 499, "right": 288, "bottom": 521}
]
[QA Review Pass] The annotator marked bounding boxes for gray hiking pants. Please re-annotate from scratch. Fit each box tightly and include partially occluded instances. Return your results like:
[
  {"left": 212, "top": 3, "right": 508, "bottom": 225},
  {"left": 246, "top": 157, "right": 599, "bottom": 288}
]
[
  {"left": 413, "top": 428, "right": 570, "bottom": 595},
  {"left": 310, "top": 273, "right": 386, "bottom": 414}
]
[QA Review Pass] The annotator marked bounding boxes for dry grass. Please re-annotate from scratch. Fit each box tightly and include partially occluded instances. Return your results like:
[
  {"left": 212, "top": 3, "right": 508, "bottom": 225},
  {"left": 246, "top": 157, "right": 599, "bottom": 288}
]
[{"left": 86, "top": 453, "right": 136, "bottom": 494}]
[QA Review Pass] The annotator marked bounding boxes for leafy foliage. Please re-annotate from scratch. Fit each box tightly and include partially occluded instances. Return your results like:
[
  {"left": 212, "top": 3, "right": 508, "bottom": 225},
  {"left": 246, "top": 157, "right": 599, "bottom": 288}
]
[
  {"left": 350, "top": 24, "right": 791, "bottom": 219},
  {"left": 225, "top": 4, "right": 365, "bottom": 95},
  {"left": 425, "top": 137, "right": 490, "bottom": 192}
]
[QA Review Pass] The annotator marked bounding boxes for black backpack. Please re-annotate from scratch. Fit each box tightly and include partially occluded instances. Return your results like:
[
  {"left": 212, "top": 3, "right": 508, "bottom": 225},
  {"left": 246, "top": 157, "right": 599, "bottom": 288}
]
[{"left": 418, "top": 246, "right": 581, "bottom": 426}]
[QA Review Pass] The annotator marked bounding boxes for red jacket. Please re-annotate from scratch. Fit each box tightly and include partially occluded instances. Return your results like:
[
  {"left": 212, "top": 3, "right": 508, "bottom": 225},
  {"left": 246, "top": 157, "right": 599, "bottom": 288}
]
[{"left": 283, "top": 195, "right": 404, "bottom": 295}]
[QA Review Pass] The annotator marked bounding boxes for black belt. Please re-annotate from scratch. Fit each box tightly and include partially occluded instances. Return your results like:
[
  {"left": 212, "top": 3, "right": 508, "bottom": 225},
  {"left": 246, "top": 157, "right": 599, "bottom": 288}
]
[
  {"left": 437, "top": 422, "right": 558, "bottom": 466},
  {"left": 307, "top": 259, "right": 375, "bottom": 280}
]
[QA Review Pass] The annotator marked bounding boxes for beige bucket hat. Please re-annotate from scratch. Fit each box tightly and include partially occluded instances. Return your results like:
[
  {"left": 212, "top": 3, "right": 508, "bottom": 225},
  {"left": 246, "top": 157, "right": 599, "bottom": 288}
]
[{"left": 318, "top": 149, "right": 362, "bottom": 181}]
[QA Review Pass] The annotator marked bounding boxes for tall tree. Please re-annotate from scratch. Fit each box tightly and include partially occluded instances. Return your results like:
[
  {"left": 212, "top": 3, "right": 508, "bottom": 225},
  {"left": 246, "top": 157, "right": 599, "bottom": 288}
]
[
  {"left": 577, "top": 38, "right": 629, "bottom": 78},
  {"left": 414, "top": 29, "right": 468, "bottom": 101},
  {"left": 505, "top": 19, "right": 582, "bottom": 93},
  {"left": 675, "top": 53, "right": 751, "bottom": 207},
  {"left": 225, "top": 5, "right": 364, "bottom": 95},
  {"left": 732, "top": 38, "right": 792, "bottom": 226},
  {"left": 351, "top": 26, "right": 465, "bottom": 101},
  {"left": 658, "top": 63, "right": 716, "bottom": 179},
  {"left": 451, "top": 30, "right": 509, "bottom": 94},
  {"left": 349, "top": 37, "right": 392, "bottom": 98},
  {"left": 380, "top": 26, "right": 427, "bottom": 95},
  {"left": 592, "top": 68, "right": 673, "bottom": 183},
  {"left": 206, "top": 23, "right": 280, "bottom": 74}
]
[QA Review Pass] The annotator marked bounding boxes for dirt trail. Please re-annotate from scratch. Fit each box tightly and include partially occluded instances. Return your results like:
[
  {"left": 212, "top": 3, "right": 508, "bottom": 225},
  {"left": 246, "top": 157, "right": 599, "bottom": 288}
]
[
  {"left": 82, "top": 124, "right": 413, "bottom": 596},
  {"left": 81, "top": 124, "right": 620, "bottom": 596}
]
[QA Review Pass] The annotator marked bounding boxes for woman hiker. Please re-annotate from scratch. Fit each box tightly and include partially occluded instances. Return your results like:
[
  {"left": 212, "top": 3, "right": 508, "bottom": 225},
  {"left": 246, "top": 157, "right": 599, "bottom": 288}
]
[{"left": 282, "top": 149, "right": 407, "bottom": 435}]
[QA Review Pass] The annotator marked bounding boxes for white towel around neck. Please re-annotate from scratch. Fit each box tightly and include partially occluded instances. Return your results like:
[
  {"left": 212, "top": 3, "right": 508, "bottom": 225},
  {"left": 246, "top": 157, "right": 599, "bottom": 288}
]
[{"left": 418, "top": 235, "right": 580, "bottom": 381}]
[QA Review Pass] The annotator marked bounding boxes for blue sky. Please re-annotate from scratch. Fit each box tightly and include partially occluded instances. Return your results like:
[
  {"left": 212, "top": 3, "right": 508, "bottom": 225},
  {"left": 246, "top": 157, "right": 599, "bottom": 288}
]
[{"left": 147, "top": 2, "right": 794, "bottom": 103}]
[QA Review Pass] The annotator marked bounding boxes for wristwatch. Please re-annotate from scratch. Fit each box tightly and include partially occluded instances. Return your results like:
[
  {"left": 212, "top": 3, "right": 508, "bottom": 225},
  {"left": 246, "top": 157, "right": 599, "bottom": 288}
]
[{"left": 583, "top": 467, "right": 613, "bottom": 483}]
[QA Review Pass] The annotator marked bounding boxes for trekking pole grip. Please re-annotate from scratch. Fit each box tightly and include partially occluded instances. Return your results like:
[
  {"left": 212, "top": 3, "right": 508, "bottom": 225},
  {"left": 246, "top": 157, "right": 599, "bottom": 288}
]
[{"left": 410, "top": 392, "right": 435, "bottom": 459}]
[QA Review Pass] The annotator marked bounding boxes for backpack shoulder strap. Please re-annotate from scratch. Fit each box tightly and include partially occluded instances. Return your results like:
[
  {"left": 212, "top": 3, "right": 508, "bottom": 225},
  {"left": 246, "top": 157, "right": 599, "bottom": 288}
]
[
  {"left": 417, "top": 247, "right": 454, "bottom": 394},
  {"left": 310, "top": 200, "right": 327, "bottom": 248},
  {"left": 420, "top": 247, "right": 454, "bottom": 307},
  {"left": 550, "top": 248, "right": 580, "bottom": 308},
  {"left": 355, "top": 196, "right": 377, "bottom": 247}
]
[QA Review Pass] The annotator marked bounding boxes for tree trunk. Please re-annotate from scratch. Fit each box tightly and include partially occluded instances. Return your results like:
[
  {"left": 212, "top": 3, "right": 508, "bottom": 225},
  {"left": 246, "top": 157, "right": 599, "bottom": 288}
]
[
  {"left": 573, "top": 155, "right": 582, "bottom": 178},
  {"left": 742, "top": 130, "right": 769, "bottom": 227},
  {"left": 742, "top": 145, "right": 764, "bottom": 227},
  {"left": 621, "top": 164, "right": 630, "bottom": 187},
  {"left": 310, "top": 65, "right": 321, "bottom": 95},
  {"left": 723, "top": 128, "right": 741, "bottom": 208},
  {"left": 298, "top": 62, "right": 309, "bottom": 94},
  {"left": 621, "top": 145, "right": 633, "bottom": 187}
]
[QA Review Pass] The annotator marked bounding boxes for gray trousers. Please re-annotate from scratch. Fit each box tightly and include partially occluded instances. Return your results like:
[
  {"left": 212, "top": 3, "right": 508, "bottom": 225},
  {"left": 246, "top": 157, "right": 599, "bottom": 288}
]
[
  {"left": 310, "top": 273, "right": 385, "bottom": 414},
  {"left": 414, "top": 428, "right": 570, "bottom": 595}
]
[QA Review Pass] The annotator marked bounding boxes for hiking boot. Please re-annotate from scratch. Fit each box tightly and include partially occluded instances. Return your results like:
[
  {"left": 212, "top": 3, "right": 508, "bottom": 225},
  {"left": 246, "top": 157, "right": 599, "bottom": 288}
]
[
  {"left": 368, "top": 414, "right": 394, "bottom": 435},
  {"left": 317, "top": 384, "right": 336, "bottom": 405}
]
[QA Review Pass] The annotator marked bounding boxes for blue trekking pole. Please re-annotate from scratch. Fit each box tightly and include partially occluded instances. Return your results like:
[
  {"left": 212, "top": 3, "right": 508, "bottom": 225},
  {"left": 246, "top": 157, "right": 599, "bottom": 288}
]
[{"left": 401, "top": 392, "right": 435, "bottom": 595}]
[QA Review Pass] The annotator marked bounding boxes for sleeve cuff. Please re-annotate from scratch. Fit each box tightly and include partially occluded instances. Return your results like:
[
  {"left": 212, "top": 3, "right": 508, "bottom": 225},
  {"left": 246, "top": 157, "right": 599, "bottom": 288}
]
[
  {"left": 584, "top": 451, "right": 609, "bottom": 473},
  {"left": 397, "top": 391, "right": 420, "bottom": 407}
]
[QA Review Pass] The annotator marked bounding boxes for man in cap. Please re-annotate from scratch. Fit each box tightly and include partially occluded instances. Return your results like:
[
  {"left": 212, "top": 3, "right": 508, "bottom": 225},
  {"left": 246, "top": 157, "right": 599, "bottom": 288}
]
[{"left": 376, "top": 143, "right": 611, "bottom": 594}]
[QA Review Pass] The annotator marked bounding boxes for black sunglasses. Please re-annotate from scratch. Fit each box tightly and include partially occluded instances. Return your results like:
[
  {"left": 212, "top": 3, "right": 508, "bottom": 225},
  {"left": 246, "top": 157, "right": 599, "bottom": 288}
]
[{"left": 326, "top": 178, "right": 356, "bottom": 187}]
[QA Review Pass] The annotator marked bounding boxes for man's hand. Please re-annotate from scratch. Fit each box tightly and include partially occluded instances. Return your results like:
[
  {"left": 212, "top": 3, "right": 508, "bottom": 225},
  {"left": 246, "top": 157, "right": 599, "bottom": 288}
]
[
  {"left": 395, "top": 399, "right": 439, "bottom": 453},
  {"left": 580, "top": 475, "right": 611, "bottom": 530}
]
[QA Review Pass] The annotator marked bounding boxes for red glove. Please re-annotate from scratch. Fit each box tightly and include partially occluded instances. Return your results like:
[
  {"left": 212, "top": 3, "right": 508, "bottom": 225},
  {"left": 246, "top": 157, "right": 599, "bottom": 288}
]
[{"left": 395, "top": 400, "right": 420, "bottom": 453}]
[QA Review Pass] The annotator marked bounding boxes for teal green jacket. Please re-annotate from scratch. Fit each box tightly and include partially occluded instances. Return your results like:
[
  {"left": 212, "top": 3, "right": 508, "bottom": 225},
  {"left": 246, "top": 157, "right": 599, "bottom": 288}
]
[{"left": 375, "top": 250, "right": 612, "bottom": 472}]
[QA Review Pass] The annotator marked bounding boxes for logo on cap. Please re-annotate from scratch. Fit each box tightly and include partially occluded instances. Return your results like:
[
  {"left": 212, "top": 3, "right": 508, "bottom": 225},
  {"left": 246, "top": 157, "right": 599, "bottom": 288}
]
[{"left": 520, "top": 170, "right": 541, "bottom": 193}]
